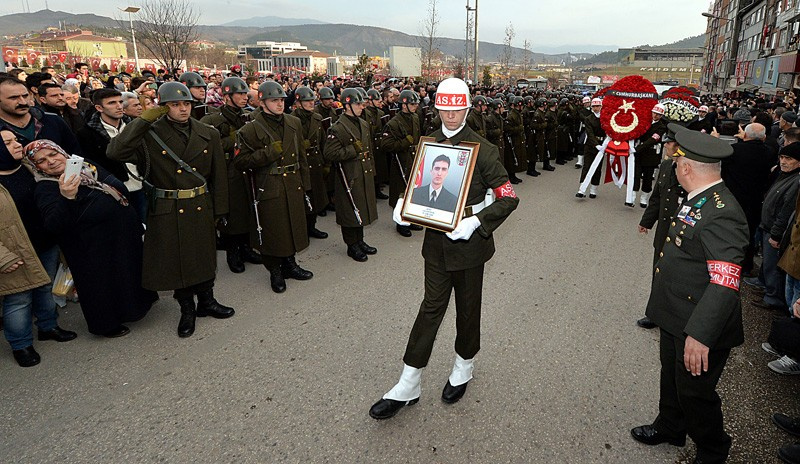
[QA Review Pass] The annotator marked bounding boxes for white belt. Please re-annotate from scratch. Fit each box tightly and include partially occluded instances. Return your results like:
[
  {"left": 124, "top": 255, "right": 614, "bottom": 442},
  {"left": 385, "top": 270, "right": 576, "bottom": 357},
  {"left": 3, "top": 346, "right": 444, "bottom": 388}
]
[{"left": 463, "top": 188, "right": 495, "bottom": 217}]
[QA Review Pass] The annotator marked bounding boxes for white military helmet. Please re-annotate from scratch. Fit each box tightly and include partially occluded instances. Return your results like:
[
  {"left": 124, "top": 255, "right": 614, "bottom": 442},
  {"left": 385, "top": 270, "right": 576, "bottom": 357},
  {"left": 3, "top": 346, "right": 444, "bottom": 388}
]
[
  {"left": 652, "top": 103, "right": 666, "bottom": 115},
  {"left": 582, "top": 96, "right": 591, "bottom": 104},
  {"left": 434, "top": 78, "right": 471, "bottom": 110},
  {"left": 591, "top": 98, "right": 603, "bottom": 106}
]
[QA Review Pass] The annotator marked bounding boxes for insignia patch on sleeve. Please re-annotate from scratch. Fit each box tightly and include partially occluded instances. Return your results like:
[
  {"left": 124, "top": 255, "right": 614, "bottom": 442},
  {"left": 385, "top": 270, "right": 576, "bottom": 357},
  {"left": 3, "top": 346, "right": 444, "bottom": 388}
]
[
  {"left": 707, "top": 260, "right": 741, "bottom": 291},
  {"left": 493, "top": 181, "right": 517, "bottom": 199}
]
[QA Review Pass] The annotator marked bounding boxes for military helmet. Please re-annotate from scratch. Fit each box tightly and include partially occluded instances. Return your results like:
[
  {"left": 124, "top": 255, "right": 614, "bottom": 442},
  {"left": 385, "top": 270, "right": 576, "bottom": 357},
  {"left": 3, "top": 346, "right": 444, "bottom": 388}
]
[
  {"left": 318, "top": 86, "right": 335, "bottom": 100},
  {"left": 157, "top": 82, "right": 194, "bottom": 104},
  {"left": 355, "top": 87, "right": 368, "bottom": 99},
  {"left": 560, "top": 97, "right": 569, "bottom": 105},
  {"left": 548, "top": 97, "right": 558, "bottom": 106},
  {"left": 488, "top": 99, "right": 500, "bottom": 110},
  {"left": 367, "top": 89, "right": 381, "bottom": 101},
  {"left": 494, "top": 98, "right": 505, "bottom": 107},
  {"left": 295, "top": 86, "right": 316, "bottom": 102},
  {"left": 512, "top": 96, "right": 524, "bottom": 106},
  {"left": 178, "top": 71, "right": 207, "bottom": 89},
  {"left": 506, "top": 92, "right": 515, "bottom": 100},
  {"left": 473, "top": 95, "right": 488, "bottom": 106},
  {"left": 536, "top": 97, "right": 547, "bottom": 107},
  {"left": 399, "top": 89, "right": 421, "bottom": 105},
  {"left": 220, "top": 77, "right": 248, "bottom": 95},
  {"left": 341, "top": 87, "right": 364, "bottom": 105},
  {"left": 524, "top": 95, "right": 534, "bottom": 104},
  {"left": 258, "top": 81, "right": 287, "bottom": 100}
]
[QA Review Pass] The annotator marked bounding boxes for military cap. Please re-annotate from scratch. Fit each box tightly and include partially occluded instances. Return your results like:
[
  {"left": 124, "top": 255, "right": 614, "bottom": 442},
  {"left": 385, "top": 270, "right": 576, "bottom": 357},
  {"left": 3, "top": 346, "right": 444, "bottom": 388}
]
[
  {"left": 663, "top": 122, "right": 688, "bottom": 143},
  {"left": 673, "top": 124, "right": 733, "bottom": 163}
]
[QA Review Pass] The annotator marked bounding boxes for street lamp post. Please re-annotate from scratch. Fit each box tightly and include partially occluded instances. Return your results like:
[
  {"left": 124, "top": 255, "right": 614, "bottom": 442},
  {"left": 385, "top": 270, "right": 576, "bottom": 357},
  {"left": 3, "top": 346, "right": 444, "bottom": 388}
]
[{"left": 122, "top": 6, "right": 141, "bottom": 74}]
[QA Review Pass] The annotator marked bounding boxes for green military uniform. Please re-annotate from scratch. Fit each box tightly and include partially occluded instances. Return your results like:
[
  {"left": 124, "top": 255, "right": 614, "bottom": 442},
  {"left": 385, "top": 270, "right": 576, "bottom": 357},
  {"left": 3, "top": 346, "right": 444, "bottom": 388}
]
[
  {"left": 323, "top": 113, "right": 379, "bottom": 243},
  {"left": 580, "top": 111, "right": 605, "bottom": 186},
  {"left": 200, "top": 106, "right": 251, "bottom": 244},
  {"left": 556, "top": 104, "right": 573, "bottom": 164},
  {"left": 641, "top": 129, "right": 747, "bottom": 464},
  {"left": 639, "top": 158, "right": 686, "bottom": 266},
  {"left": 234, "top": 108, "right": 311, "bottom": 258},
  {"left": 544, "top": 105, "right": 558, "bottom": 161},
  {"left": 294, "top": 107, "right": 329, "bottom": 214},
  {"left": 403, "top": 124, "right": 520, "bottom": 368},
  {"left": 314, "top": 104, "right": 339, "bottom": 126},
  {"left": 364, "top": 104, "right": 388, "bottom": 187},
  {"left": 466, "top": 108, "right": 486, "bottom": 139},
  {"left": 531, "top": 105, "right": 548, "bottom": 172},
  {"left": 380, "top": 111, "right": 421, "bottom": 208},
  {"left": 504, "top": 105, "right": 526, "bottom": 174},
  {"left": 107, "top": 114, "right": 228, "bottom": 293},
  {"left": 633, "top": 118, "right": 668, "bottom": 194},
  {"left": 484, "top": 109, "right": 504, "bottom": 160}
]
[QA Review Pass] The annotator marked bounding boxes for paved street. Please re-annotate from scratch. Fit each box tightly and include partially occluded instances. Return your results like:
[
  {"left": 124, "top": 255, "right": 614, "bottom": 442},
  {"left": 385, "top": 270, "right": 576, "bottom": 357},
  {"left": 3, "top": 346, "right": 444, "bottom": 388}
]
[{"left": 0, "top": 163, "right": 782, "bottom": 463}]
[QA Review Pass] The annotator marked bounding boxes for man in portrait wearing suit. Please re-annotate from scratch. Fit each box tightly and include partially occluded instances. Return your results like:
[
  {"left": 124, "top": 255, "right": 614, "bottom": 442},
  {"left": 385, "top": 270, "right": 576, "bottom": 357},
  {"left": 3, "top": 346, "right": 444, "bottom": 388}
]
[{"left": 411, "top": 154, "right": 459, "bottom": 211}]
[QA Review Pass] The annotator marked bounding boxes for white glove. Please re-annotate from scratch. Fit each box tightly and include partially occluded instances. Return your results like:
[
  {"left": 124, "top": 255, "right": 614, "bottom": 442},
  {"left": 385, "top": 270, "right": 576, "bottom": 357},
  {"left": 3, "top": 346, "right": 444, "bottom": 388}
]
[
  {"left": 393, "top": 197, "right": 410, "bottom": 226},
  {"left": 445, "top": 216, "right": 480, "bottom": 241}
]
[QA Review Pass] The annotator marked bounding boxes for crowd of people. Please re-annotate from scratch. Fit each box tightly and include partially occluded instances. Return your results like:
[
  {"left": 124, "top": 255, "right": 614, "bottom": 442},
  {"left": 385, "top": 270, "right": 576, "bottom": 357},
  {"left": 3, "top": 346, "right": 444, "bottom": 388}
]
[{"left": 4, "top": 60, "right": 800, "bottom": 460}]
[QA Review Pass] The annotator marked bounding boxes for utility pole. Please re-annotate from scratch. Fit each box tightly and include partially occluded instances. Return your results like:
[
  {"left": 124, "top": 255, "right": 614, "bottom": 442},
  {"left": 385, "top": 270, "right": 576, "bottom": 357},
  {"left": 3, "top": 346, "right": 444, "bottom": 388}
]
[{"left": 473, "top": 0, "right": 479, "bottom": 84}]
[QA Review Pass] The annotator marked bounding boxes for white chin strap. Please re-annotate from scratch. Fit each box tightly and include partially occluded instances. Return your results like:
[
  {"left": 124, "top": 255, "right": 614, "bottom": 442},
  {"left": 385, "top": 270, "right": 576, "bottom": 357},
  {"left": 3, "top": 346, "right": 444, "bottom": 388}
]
[
  {"left": 441, "top": 108, "right": 470, "bottom": 138},
  {"left": 592, "top": 110, "right": 601, "bottom": 118}
]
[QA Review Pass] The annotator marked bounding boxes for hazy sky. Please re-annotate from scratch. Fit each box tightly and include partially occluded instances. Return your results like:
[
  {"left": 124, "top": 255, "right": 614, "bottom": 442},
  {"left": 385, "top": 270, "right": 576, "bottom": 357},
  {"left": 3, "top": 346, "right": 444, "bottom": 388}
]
[{"left": 3, "top": 0, "right": 708, "bottom": 49}]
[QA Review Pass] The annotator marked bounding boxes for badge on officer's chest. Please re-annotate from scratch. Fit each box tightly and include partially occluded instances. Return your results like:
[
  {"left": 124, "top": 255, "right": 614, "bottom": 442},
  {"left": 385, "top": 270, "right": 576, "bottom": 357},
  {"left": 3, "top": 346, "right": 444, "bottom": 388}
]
[
  {"left": 677, "top": 205, "right": 692, "bottom": 220},
  {"left": 675, "top": 236, "right": 682, "bottom": 247}
]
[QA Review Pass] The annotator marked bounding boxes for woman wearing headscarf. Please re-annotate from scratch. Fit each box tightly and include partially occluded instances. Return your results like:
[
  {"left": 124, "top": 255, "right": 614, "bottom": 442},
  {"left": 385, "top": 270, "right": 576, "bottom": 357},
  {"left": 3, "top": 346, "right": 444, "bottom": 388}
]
[
  {"left": 25, "top": 139, "right": 156, "bottom": 337},
  {"left": 0, "top": 130, "right": 76, "bottom": 367}
]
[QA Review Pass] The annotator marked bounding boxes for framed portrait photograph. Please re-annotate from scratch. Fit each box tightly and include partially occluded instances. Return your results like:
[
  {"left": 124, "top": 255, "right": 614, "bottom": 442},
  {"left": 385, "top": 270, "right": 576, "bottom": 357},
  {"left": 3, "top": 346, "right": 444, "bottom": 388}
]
[{"left": 401, "top": 137, "right": 480, "bottom": 232}]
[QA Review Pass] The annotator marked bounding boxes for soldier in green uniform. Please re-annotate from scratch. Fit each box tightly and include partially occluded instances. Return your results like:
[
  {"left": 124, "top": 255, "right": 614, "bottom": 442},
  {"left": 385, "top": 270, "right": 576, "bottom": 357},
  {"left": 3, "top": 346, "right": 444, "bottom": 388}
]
[
  {"left": 527, "top": 98, "right": 548, "bottom": 177},
  {"left": 636, "top": 123, "right": 687, "bottom": 329},
  {"left": 466, "top": 95, "right": 487, "bottom": 139},
  {"left": 485, "top": 98, "right": 505, "bottom": 163},
  {"left": 523, "top": 96, "right": 538, "bottom": 176},
  {"left": 544, "top": 98, "right": 558, "bottom": 170},
  {"left": 631, "top": 129, "right": 748, "bottom": 464},
  {"left": 178, "top": 71, "right": 210, "bottom": 120},
  {"left": 369, "top": 78, "right": 519, "bottom": 420},
  {"left": 292, "top": 86, "right": 329, "bottom": 240},
  {"left": 107, "top": 82, "right": 234, "bottom": 338},
  {"left": 555, "top": 98, "right": 572, "bottom": 165},
  {"left": 380, "top": 89, "right": 422, "bottom": 237},
  {"left": 577, "top": 98, "right": 606, "bottom": 198},
  {"left": 576, "top": 96, "right": 593, "bottom": 169},
  {"left": 365, "top": 89, "right": 389, "bottom": 200},
  {"left": 503, "top": 96, "right": 525, "bottom": 184},
  {"left": 633, "top": 103, "right": 668, "bottom": 207},
  {"left": 233, "top": 81, "right": 313, "bottom": 294},
  {"left": 323, "top": 88, "right": 379, "bottom": 262},
  {"left": 316, "top": 86, "right": 339, "bottom": 213},
  {"left": 200, "top": 76, "right": 263, "bottom": 273}
]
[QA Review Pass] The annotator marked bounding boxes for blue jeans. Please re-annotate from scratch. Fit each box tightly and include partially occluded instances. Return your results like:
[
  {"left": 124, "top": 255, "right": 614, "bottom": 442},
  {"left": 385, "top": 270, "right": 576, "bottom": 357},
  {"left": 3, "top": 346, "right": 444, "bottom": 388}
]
[
  {"left": 761, "top": 233, "right": 786, "bottom": 308},
  {"left": 786, "top": 275, "right": 800, "bottom": 315},
  {"left": 2, "top": 246, "right": 60, "bottom": 350}
]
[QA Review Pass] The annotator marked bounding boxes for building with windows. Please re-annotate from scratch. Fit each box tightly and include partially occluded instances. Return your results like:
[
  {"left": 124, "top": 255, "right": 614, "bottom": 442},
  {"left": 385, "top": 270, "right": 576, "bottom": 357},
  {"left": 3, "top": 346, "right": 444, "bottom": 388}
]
[
  {"left": 272, "top": 50, "right": 331, "bottom": 75},
  {"left": 24, "top": 30, "right": 127, "bottom": 60},
  {"left": 237, "top": 41, "right": 308, "bottom": 74}
]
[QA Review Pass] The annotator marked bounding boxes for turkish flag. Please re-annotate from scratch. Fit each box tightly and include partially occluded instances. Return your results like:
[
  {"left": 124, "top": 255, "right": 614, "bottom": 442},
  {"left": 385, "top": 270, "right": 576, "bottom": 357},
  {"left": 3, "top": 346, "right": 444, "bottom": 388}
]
[
  {"left": 58, "top": 52, "right": 68, "bottom": 63},
  {"left": 27, "top": 50, "right": 39, "bottom": 65},
  {"left": 126, "top": 61, "right": 136, "bottom": 74},
  {"left": 414, "top": 154, "right": 425, "bottom": 188},
  {"left": 144, "top": 63, "right": 156, "bottom": 73},
  {"left": 2, "top": 47, "right": 18, "bottom": 64},
  {"left": 110, "top": 59, "right": 120, "bottom": 73},
  {"left": 90, "top": 58, "right": 101, "bottom": 70},
  {"left": 49, "top": 54, "right": 59, "bottom": 65}
]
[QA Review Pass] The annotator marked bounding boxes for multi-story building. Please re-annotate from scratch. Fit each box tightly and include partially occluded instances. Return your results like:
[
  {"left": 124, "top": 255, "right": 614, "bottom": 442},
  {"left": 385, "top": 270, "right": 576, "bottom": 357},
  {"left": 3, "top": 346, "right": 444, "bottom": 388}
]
[
  {"left": 237, "top": 41, "right": 308, "bottom": 74},
  {"left": 272, "top": 50, "right": 330, "bottom": 75}
]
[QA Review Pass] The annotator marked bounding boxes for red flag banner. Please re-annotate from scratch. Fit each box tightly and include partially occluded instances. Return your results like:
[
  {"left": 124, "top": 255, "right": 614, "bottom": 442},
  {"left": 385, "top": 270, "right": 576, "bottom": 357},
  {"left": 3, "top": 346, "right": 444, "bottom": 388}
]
[
  {"left": 110, "top": 59, "right": 120, "bottom": 73},
  {"left": 126, "top": 61, "right": 136, "bottom": 74},
  {"left": 144, "top": 63, "right": 156, "bottom": 73},
  {"left": 49, "top": 54, "right": 59, "bottom": 65},
  {"left": 58, "top": 52, "right": 68, "bottom": 63},
  {"left": 26, "top": 50, "right": 40, "bottom": 65},
  {"left": 90, "top": 58, "right": 101, "bottom": 70},
  {"left": 2, "top": 47, "right": 18, "bottom": 64}
]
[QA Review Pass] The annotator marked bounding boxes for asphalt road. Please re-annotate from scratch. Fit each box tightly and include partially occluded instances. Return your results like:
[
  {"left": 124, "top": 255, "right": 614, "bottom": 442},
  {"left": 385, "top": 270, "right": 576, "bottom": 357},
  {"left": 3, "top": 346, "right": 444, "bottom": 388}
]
[{"left": 0, "top": 162, "right": 779, "bottom": 463}]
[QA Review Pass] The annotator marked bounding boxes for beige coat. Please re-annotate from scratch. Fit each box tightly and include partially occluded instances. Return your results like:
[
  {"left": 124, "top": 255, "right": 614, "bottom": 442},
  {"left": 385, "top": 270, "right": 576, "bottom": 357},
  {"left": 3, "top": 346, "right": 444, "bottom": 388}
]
[{"left": 0, "top": 183, "right": 50, "bottom": 295}]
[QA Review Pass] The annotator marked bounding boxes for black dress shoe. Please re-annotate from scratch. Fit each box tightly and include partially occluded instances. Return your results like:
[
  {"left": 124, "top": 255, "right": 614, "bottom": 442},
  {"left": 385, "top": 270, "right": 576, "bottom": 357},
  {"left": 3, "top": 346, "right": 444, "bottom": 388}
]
[
  {"left": 12, "top": 346, "right": 41, "bottom": 367},
  {"left": 575, "top": 164, "right": 582, "bottom": 169},
  {"left": 575, "top": 192, "right": 585, "bottom": 198},
  {"left": 589, "top": 193, "right": 597, "bottom": 199},
  {"left": 317, "top": 209, "right": 327, "bottom": 217},
  {"left": 778, "top": 442, "right": 800, "bottom": 464},
  {"left": 375, "top": 190, "right": 389, "bottom": 200},
  {"left": 281, "top": 257, "right": 314, "bottom": 280},
  {"left": 369, "top": 397, "right": 419, "bottom": 420},
  {"left": 269, "top": 269, "right": 286, "bottom": 293},
  {"left": 625, "top": 202, "right": 635, "bottom": 208},
  {"left": 555, "top": 160, "right": 567, "bottom": 165},
  {"left": 630, "top": 425, "right": 686, "bottom": 447},
  {"left": 104, "top": 325, "right": 130, "bottom": 338},
  {"left": 409, "top": 224, "right": 423, "bottom": 231},
  {"left": 526, "top": 170, "right": 540, "bottom": 177},
  {"left": 226, "top": 247, "right": 245, "bottom": 273},
  {"left": 543, "top": 164, "right": 556, "bottom": 171},
  {"left": 38, "top": 326, "right": 77, "bottom": 342},
  {"left": 442, "top": 380, "right": 468, "bottom": 404},
  {"left": 240, "top": 246, "right": 264, "bottom": 264},
  {"left": 308, "top": 227, "right": 328, "bottom": 239},
  {"left": 774, "top": 413, "right": 800, "bottom": 437},
  {"left": 196, "top": 290, "right": 235, "bottom": 318},
  {"left": 510, "top": 176, "right": 522, "bottom": 184},
  {"left": 396, "top": 225, "right": 412, "bottom": 237},
  {"left": 347, "top": 243, "right": 368, "bottom": 262},
  {"left": 636, "top": 317, "right": 657, "bottom": 329},
  {"left": 326, "top": 202, "right": 336, "bottom": 212},
  {"left": 358, "top": 241, "right": 377, "bottom": 255}
]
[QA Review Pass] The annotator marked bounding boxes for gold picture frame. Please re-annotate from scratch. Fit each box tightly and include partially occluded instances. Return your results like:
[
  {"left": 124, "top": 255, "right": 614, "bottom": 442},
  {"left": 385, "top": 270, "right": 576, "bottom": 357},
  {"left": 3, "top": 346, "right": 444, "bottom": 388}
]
[{"left": 401, "top": 137, "right": 480, "bottom": 232}]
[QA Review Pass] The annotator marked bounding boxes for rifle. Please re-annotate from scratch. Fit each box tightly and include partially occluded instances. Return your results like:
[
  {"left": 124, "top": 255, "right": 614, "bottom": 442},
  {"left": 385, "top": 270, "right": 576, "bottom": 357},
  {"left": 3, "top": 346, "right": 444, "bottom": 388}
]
[
  {"left": 505, "top": 131, "right": 519, "bottom": 167},
  {"left": 337, "top": 162, "right": 362, "bottom": 226},
  {"left": 247, "top": 170, "right": 264, "bottom": 245}
]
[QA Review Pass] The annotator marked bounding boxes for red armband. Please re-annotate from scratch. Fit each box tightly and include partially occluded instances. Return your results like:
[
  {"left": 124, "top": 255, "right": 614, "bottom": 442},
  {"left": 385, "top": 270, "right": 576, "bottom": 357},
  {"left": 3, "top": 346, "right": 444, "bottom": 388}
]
[
  {"left": 493, "top": 181, "right": 517, "bottom": 199},
  {"left": 707, "top": 260, "right": 741, "bottom": 291}
]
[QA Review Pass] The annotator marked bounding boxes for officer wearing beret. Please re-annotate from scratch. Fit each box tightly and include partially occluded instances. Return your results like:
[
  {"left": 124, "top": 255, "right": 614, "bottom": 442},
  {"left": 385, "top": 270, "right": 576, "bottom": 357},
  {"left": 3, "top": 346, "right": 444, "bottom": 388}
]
[{"left": 631, "top": 129, "right": 749, "bottom": 464}]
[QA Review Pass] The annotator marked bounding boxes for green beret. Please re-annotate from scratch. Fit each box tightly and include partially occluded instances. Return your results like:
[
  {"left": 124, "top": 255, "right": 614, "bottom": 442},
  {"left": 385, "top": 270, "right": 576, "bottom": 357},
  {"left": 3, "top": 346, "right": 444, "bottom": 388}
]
[{"left": 674, "top": 127, "right": 733, "bottom": 163}]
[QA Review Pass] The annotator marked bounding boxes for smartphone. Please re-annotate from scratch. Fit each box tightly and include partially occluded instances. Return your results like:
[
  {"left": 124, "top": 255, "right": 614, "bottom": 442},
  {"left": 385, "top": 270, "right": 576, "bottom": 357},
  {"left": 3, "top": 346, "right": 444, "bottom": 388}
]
[{"left": 64, "top": 156, "right": 83, "bottom": 181}]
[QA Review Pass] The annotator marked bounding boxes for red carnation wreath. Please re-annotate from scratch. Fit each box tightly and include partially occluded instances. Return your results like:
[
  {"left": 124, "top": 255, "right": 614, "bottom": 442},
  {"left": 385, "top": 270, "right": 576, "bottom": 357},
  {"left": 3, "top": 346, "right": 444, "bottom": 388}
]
[
  {"left": 599, "top": 75, "right": 659, "bottom": 142},
  {"left": 660, "top": 86, "right": 700, "bottom": 123}
]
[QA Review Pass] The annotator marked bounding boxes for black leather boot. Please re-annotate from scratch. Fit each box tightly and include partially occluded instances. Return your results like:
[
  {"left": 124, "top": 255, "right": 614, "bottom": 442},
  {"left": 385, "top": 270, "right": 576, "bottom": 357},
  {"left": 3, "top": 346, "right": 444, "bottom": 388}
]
[
  {"left": 347, "top": 243, "right": 368, "bottom": 262},
  {"left": 358, "top": 241, "right": 377, "bottom": 255},
  {"left": 226, "top": 245, "right": 245, "bottom": 273},
  {"left": 396, "top": 225, "right": 412, "bottom": 237},
  {"left": 267, "top": 265, "right": 286, "bottom": 293},
  {"left": 240, "top": 245, "right": 264, "bottom": 264},
  {"left": 196, "top": 289, "right": 235, "bottom": 318},
  {"left": 308, "top": 227, "right": 329, "bottom": 239},
  {"left": 177, "top": 298, "right": 196, "bottom": 338},
  {"left": 281, "top": 256, "right": 314, "bottom": 280}
]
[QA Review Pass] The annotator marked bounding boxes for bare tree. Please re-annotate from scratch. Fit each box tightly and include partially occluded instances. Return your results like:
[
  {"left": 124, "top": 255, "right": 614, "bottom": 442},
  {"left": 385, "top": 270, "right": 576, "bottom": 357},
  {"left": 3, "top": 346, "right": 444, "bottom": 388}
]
[
  {"left": 417, "top": 0, "right": 441, "bottom": 79},
  {"left": 130, "top": 0, "right": 200, "bottom": 72},
  {"left": 521, "top": 39, "right": 533, "bottom": 78},
  {"left": 498, "top": 22, "right": 516, "bottom": 83}
]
